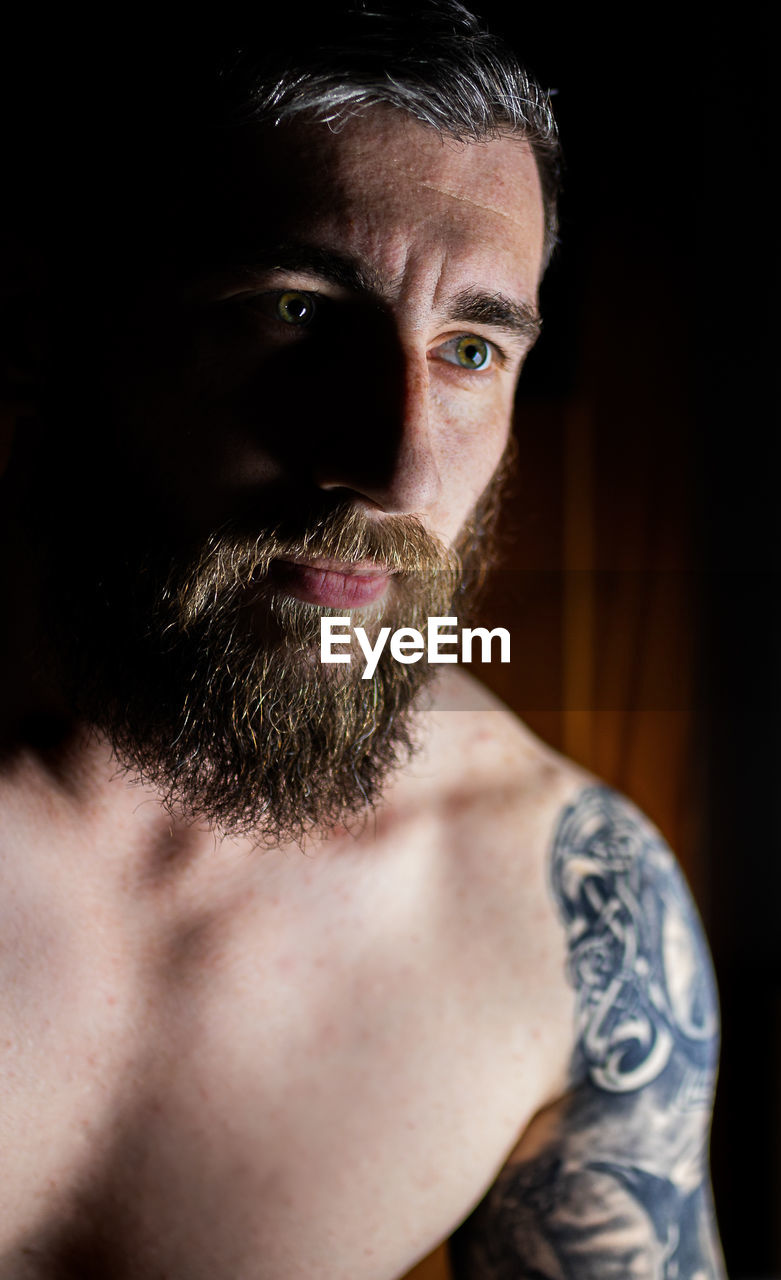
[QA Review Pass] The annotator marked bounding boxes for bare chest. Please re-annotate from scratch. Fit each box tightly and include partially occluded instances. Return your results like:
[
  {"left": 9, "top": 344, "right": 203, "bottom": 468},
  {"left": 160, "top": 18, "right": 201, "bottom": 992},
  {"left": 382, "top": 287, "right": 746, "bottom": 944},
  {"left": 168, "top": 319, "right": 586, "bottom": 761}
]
[{"left": 0, "top": 849, "right": 560, "bottom": 1280}]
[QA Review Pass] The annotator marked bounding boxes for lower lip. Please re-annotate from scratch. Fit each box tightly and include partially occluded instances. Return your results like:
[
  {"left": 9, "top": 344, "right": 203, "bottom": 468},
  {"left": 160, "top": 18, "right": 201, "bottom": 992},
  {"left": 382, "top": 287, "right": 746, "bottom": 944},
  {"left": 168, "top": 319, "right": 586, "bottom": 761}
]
[{"left": 271, "top": 561, "right": 391, "bottom": 608}]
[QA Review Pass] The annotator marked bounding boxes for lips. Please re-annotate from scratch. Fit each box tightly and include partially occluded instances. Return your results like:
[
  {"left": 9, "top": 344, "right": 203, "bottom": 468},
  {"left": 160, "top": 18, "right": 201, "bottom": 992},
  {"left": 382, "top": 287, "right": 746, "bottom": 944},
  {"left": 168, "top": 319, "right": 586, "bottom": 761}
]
[{"left": 270, "top": 558, "right": 392, "bottom": 608}]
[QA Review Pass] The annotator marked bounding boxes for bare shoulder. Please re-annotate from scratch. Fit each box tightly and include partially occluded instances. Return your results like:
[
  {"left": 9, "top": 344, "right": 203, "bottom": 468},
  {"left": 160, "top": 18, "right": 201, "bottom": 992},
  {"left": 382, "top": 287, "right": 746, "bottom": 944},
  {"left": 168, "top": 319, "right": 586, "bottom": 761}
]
[
  {"left": 429, "top": 675, "right": 726, "bottom": 1277},
  {"left": 397, "top": 671, "right": 601, "bottom": 1108},
  {"left": 420, "top": 667, "right": 592, "bottom": 818},
  {"left": 414, "top": 669, "right": 596, "bottom": 918}
]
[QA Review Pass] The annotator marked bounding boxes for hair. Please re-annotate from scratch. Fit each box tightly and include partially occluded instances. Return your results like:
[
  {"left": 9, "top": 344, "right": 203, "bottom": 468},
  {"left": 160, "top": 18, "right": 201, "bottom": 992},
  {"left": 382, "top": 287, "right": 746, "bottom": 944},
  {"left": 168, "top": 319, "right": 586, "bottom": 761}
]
[
  {"left": 1, "top": 1, "right": 560, "bottom": 316},
  {"left": 212, "top": 1, "right": 561, "bottom": 267}
]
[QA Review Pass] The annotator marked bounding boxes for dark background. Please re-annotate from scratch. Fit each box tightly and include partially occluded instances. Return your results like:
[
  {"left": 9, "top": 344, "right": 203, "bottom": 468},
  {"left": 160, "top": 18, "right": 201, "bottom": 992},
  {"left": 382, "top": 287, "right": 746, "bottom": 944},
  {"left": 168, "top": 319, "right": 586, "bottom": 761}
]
[{"left": 471, "top": 4, "right": 779, "bottom": 1275}]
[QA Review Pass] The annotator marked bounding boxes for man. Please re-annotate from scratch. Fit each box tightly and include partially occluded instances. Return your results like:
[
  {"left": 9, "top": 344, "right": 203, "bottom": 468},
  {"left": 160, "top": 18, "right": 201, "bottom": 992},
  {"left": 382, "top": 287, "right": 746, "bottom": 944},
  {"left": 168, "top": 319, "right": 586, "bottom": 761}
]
[{"left": 0, "top": 3, "right": 725, "bottom": 1275}]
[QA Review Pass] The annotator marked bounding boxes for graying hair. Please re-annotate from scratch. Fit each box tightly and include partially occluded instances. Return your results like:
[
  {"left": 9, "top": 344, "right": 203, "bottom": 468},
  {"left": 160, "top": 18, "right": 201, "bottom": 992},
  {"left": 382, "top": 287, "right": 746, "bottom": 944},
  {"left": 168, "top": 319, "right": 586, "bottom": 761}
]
[{"left": 217, "top": 1, "right": 560, "bottom": 267}]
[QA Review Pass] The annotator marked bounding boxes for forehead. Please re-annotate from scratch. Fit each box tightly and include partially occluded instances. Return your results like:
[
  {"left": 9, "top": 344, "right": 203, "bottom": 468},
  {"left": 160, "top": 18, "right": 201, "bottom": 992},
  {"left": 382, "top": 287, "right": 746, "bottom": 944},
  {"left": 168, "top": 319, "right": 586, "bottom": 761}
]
[{"left": 207, "top": 108, "right": 545, "bottom": 296}]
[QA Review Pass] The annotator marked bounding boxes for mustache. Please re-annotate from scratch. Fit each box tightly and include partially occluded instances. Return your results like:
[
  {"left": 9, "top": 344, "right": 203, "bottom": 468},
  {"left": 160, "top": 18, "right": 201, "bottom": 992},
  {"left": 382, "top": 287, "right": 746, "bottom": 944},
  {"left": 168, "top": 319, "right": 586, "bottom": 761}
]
[{"left": 166, "top": 502, "right": 462, "bottom": 630}]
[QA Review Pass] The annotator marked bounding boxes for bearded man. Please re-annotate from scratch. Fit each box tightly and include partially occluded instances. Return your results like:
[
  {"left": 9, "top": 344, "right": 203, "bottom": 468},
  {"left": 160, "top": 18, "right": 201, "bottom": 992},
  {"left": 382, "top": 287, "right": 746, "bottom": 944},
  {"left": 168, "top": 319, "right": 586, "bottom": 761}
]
[{"left": 0, "top": 3, "right": 725, "bottom": 1277}]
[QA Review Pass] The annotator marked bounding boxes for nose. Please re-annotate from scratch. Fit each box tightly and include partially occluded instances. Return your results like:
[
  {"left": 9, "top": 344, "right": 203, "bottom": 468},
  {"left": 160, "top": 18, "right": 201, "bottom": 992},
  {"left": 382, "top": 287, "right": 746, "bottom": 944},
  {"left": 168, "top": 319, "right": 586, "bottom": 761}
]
[{"left": 312, "top": 337, "right": 442, "bottom": 518}]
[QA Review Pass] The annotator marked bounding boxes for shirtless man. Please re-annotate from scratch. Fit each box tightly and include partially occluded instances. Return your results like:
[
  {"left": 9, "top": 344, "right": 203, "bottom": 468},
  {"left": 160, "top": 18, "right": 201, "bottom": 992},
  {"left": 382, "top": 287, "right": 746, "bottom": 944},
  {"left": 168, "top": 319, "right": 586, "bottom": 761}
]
[{"left": 0, "top": 3, "right": 725, "bottom": 1276}]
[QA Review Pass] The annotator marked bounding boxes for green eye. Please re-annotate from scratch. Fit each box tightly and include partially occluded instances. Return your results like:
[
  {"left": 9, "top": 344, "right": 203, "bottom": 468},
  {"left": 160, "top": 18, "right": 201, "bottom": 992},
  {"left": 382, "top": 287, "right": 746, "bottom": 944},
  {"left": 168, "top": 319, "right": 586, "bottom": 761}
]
[
  {"left": 436, "top": 335, "right": 494, "bottom": 373},
  {"left": 455, "top": 335, "right": 491, "bottom": 369},
  {"left": 277, "top": 291, "right": 315, "bottom": 325}
]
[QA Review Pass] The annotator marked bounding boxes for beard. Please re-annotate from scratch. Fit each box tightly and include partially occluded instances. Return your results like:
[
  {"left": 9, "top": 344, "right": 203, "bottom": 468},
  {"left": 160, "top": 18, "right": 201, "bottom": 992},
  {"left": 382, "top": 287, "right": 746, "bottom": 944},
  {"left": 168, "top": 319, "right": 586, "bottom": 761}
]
[{"left": 42, "top": 447, "right": 513, "bottom": 847}]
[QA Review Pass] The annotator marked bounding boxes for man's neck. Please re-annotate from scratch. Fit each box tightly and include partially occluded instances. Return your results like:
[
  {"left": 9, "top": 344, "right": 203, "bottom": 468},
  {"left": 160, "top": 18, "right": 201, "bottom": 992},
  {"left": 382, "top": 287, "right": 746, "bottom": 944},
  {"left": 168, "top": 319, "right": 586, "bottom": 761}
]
[{"left": 0, "top": 708, "right": 417, "bottom": 912}]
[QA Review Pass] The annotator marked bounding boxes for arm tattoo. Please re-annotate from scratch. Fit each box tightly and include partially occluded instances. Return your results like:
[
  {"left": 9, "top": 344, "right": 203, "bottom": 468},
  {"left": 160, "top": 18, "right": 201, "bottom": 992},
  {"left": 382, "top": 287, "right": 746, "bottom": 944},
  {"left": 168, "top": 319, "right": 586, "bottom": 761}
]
[{"left": 450, "top": 785, "right": 726, "bottom": 1279}]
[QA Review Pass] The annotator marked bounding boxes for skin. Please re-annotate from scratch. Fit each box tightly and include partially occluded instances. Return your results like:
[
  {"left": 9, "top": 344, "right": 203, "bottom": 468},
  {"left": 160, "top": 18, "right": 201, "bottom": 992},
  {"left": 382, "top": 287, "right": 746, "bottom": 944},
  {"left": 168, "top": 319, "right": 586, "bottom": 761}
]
[{"left": 0, "top": 109, "right": 724, "bottom": 1278}]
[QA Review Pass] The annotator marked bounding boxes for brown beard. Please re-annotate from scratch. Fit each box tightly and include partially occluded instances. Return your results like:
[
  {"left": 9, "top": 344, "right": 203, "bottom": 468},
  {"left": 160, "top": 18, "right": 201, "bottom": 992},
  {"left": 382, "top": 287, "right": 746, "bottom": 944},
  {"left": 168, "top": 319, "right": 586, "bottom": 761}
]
[{"left": 51, "top": 446, "right": 514, "bottom": 846}]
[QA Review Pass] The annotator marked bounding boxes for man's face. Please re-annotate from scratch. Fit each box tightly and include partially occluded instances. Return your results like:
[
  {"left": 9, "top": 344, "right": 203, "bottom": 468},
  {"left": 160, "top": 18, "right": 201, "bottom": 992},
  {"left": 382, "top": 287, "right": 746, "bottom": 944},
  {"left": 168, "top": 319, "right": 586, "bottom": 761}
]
[
  {"left": 40, "top": 107, "right": 545, "bottom": 843},
  {"left": 94, "top": 106, "right": 544, "bottom": 544}
]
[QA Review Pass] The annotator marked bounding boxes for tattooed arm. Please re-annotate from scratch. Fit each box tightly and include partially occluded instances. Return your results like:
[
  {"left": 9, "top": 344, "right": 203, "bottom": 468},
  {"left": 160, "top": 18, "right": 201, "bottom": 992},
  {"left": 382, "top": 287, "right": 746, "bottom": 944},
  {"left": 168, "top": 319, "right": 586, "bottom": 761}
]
[{"left": 449, "top": 785, "right": 726, "bottom": 1279}]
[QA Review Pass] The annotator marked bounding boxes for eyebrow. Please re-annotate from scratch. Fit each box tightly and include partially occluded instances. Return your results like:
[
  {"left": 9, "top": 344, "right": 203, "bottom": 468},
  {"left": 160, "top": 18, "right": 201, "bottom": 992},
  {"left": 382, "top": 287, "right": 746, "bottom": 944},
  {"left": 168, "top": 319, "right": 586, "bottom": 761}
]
[
  {"left": 445, "top": 288, "right": 541, "bottom": 345},
  {"left": 224, "top": 242, "right": 541, "bottom": 344},
  {"left": 232, "top": 243, "right": 385, "bottom": 295}
]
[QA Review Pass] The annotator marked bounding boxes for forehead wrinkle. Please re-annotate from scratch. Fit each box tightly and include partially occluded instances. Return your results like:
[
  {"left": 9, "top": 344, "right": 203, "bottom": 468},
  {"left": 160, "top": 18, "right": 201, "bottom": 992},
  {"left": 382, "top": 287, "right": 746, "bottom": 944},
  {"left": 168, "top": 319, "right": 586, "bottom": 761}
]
[{"left": 415, "top": 180, "right": 527, "bottom": 228}]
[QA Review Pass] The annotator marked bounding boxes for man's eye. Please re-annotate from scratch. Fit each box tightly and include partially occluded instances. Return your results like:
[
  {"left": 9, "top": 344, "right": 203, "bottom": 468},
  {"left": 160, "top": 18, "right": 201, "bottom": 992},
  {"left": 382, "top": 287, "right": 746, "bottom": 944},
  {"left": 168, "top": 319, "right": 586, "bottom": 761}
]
[
  {"left": 276, "top": 291, "right": 316, "bottom": 326},
  {"left": 438, "top": 335, "right": 493, "bottom": 371}
]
